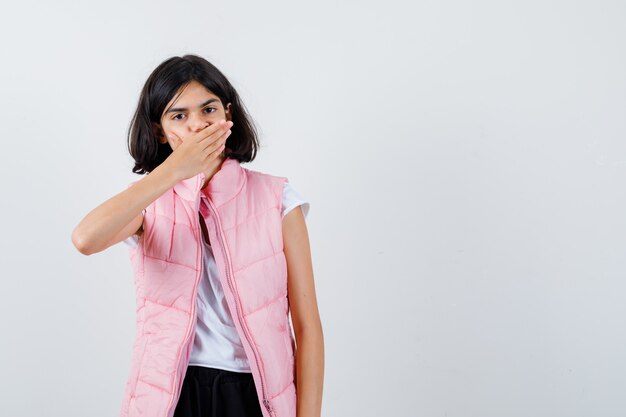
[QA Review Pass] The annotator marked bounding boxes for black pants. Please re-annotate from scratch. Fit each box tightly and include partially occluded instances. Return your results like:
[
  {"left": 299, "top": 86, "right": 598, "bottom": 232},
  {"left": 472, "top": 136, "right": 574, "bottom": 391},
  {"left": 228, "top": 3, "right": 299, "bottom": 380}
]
[{"left": 173, "top": 365, "right": 264, "bottom": 417}]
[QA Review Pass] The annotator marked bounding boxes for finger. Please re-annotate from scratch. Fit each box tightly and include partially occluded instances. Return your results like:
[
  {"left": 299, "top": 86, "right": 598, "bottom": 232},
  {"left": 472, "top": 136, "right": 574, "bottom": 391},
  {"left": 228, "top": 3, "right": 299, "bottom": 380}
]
[
  {"left": 201, "top": 128, "right": 230, "bottom": 153},
  {"left": 207, "top": 142, "right": 226, "bottom": 160},
  {"left": 195, "top": 120, "right": 228, "bottom": 142},
  {"left": 168, "top": 136, "right": 179, "bottom": 148}
]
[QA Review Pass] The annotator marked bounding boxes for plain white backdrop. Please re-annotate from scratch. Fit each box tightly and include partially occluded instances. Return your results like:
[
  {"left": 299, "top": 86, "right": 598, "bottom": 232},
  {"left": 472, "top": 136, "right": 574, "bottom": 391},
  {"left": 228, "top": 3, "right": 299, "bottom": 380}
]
[{"left": 0, "top": 1, "right": 625, "bottom": 416}]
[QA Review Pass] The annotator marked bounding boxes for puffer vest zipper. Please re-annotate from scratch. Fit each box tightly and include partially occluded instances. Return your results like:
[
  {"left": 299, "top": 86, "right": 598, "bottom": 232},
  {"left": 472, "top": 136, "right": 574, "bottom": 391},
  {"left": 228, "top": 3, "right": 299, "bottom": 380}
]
[{"left": 119, "top": 158, "right": 297, "bottom": 417}]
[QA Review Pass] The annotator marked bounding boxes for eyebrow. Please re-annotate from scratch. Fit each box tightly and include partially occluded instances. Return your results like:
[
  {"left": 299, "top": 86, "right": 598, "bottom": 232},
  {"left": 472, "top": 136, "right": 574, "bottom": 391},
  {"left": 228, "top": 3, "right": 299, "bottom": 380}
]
[{"left": 166, "top": 98, "right": 220, "bottom": 113}]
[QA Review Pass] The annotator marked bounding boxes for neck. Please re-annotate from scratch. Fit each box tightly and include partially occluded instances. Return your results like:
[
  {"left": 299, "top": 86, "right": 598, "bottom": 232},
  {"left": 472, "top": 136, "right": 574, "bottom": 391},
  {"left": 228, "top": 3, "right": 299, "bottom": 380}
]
[{"left": 201, "top": 154, "right": 228, "bottom": 189}]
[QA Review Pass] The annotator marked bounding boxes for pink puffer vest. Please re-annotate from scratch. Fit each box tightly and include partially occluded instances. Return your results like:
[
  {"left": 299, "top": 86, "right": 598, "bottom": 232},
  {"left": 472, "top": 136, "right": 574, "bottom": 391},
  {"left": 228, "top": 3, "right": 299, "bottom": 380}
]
[{"left": 120, "top": 157, "right": 296, "bottom": 417}]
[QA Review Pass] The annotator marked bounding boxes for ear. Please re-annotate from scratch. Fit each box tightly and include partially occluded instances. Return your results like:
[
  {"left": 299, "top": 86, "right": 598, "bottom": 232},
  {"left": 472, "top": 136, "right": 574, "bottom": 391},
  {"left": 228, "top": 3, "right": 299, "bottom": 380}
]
[{"left": 225, "top": 103, "right": 232, "bottom": 121}]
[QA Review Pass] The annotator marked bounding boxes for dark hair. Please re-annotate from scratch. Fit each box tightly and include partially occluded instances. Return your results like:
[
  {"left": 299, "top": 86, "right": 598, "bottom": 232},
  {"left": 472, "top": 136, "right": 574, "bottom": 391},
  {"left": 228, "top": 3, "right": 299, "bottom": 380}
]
[{"left": 127, "top": 54, "right": 259, "bottom": 174}]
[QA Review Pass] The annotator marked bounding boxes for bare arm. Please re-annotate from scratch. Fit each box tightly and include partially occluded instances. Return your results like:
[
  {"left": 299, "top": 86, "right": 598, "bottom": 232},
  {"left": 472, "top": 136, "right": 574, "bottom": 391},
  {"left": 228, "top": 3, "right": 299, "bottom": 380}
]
[
  {"left": 283, "top": 206, "right": 324, "bottom": 417},
  {"left": 71, "top": 162, "right": 179, "bottom": 256},
  {"left": 71, "top": 120, "right": 232, "bottom": 256}
]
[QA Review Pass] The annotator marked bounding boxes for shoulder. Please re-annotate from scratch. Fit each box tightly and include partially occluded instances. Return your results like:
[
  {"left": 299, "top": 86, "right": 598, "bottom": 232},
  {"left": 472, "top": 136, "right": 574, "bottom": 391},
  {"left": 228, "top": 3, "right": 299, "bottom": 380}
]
[
  {"left": 243, "top": 166, "right": 288, "bottom": 185},
  {"left": 241, "top": 167, "right": 288, "bottom": 200}
]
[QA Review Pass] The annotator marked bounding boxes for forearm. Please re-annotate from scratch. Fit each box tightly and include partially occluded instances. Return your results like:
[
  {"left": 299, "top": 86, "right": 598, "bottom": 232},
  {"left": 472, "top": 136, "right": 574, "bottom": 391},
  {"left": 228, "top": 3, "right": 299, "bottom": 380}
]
[
  {"left": 294, "top": 324, "right": 325, "bottom": 417},
  {"left": 72, "top": 161, "right": 179, "bottom": 255}
]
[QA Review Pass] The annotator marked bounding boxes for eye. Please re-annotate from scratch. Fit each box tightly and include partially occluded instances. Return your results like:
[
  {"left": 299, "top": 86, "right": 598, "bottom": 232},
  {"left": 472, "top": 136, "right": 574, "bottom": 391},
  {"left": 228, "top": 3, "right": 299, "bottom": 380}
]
[{"left": 172, "top": 107, "right": 216, "bottom": 121}]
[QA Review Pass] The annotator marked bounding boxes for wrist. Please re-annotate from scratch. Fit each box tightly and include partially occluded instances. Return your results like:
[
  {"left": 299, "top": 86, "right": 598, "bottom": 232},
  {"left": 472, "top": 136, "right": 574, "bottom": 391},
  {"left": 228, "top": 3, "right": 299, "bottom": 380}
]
[{"left": 153, "top": 160, "right": 182, "bottom": 188}]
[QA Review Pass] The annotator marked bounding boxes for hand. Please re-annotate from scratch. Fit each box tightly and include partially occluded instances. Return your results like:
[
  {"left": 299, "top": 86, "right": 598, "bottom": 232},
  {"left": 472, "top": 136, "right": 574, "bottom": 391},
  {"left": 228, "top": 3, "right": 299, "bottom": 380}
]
[{"left": 164, "top": 119, "right": 233, "bottom": 182}]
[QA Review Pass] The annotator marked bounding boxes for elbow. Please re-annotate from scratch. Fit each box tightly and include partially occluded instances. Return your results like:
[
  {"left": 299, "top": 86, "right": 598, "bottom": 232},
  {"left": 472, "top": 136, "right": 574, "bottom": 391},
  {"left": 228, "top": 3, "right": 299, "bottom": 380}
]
[
  {"left": 71, "top": 228, "right": 94, "bottom": 256},
  {"left": 293, "top": 319, "right": 324, "bottom": 339}
]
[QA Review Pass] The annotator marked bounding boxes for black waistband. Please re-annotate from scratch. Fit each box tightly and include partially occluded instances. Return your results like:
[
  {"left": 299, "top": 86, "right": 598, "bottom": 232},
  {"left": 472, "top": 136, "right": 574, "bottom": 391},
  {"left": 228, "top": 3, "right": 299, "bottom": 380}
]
[{"left": 185, "top": 365, "right": 253, "bottom": 385}]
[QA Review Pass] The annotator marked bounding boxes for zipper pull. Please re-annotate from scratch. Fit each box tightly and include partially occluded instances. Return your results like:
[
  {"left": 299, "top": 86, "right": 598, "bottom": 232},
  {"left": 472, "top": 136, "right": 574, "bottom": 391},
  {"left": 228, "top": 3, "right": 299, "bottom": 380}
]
[{"left": 263, "top": 398, "right": 273, "bottom": 412}]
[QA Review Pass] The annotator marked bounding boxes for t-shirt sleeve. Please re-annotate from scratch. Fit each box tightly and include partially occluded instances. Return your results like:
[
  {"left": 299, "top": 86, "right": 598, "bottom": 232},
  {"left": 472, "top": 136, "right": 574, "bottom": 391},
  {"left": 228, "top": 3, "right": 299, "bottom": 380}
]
[
  {"left": 123, "top": 234, "right": 140, "bottom": 248},
  {"left": 281, "top": 181, "right": 310, "bottom": 219}
]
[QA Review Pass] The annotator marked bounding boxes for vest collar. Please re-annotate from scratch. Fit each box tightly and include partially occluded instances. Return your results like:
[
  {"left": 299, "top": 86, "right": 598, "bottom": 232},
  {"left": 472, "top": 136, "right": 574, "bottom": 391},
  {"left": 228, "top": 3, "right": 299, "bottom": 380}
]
[{"left": 172, "top": 157, "right": 246, "bottom": 207}]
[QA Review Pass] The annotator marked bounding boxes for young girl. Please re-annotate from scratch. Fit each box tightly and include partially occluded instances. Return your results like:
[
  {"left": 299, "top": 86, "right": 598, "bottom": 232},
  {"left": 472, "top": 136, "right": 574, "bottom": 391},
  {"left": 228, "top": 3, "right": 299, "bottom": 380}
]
[{"left": 72, "top": 54, "right": 324, "bottom": 417}]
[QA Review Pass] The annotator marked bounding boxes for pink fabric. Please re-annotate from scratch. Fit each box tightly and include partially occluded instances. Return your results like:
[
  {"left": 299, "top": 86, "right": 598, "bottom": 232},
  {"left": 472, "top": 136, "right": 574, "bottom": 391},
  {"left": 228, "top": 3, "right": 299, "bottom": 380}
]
[{"left": 120, "top": 158, "right": 296, "bottom": 417}]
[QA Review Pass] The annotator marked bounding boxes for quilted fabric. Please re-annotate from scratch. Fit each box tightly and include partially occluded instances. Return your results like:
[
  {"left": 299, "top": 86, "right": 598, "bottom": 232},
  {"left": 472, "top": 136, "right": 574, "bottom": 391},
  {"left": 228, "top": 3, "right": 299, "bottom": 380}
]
[{"left": 119, "top": 158, "right": 296, "bottom": 417}]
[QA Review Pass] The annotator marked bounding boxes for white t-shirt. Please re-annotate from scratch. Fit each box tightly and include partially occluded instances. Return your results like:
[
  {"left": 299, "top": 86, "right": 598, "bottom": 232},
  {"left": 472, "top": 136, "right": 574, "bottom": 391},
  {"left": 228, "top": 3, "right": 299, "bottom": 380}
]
[{"left": 123, "top": 181, "right": 309, "bottom": 372}]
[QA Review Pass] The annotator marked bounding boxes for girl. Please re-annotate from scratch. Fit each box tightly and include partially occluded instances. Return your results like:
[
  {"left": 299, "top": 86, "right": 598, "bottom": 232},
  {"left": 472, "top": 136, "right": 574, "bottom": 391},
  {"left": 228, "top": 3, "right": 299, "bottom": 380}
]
[{"left": 72, "top": 54, "right": 324, "bottom": 417}]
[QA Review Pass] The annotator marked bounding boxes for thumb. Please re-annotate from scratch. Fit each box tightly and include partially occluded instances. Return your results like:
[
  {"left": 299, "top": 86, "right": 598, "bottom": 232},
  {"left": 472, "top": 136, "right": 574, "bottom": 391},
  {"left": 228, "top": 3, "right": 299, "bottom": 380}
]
[{"left": 168, "top": 133, "right": 181, "bottom": 146}]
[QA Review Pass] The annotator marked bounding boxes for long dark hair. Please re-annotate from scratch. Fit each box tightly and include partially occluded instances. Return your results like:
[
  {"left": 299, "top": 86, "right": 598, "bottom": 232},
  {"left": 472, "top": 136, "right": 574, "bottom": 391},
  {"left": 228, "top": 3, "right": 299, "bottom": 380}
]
[{"left": 127, "top": 54, "right": 259, "bottom": 174}]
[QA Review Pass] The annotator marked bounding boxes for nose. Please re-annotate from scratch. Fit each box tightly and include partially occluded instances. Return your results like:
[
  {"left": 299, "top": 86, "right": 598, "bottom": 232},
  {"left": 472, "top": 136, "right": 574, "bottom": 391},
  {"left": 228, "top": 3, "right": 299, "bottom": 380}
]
[{"left": 188, "top": 113, "right": 211, "bottom": 132}]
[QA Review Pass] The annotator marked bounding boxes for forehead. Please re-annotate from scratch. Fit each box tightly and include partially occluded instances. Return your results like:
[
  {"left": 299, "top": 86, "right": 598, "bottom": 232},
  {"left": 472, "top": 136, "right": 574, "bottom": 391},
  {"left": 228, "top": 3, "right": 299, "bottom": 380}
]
[{"left": 171, "top": 80, "right": 220, "bottom": 105}]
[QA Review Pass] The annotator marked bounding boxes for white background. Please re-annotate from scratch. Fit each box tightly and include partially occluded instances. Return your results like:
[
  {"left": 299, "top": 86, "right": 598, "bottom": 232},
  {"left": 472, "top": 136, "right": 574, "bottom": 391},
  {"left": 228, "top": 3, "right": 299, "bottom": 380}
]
[{"left": 0, "top": 1, "right": 625, "bottom": 416}]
